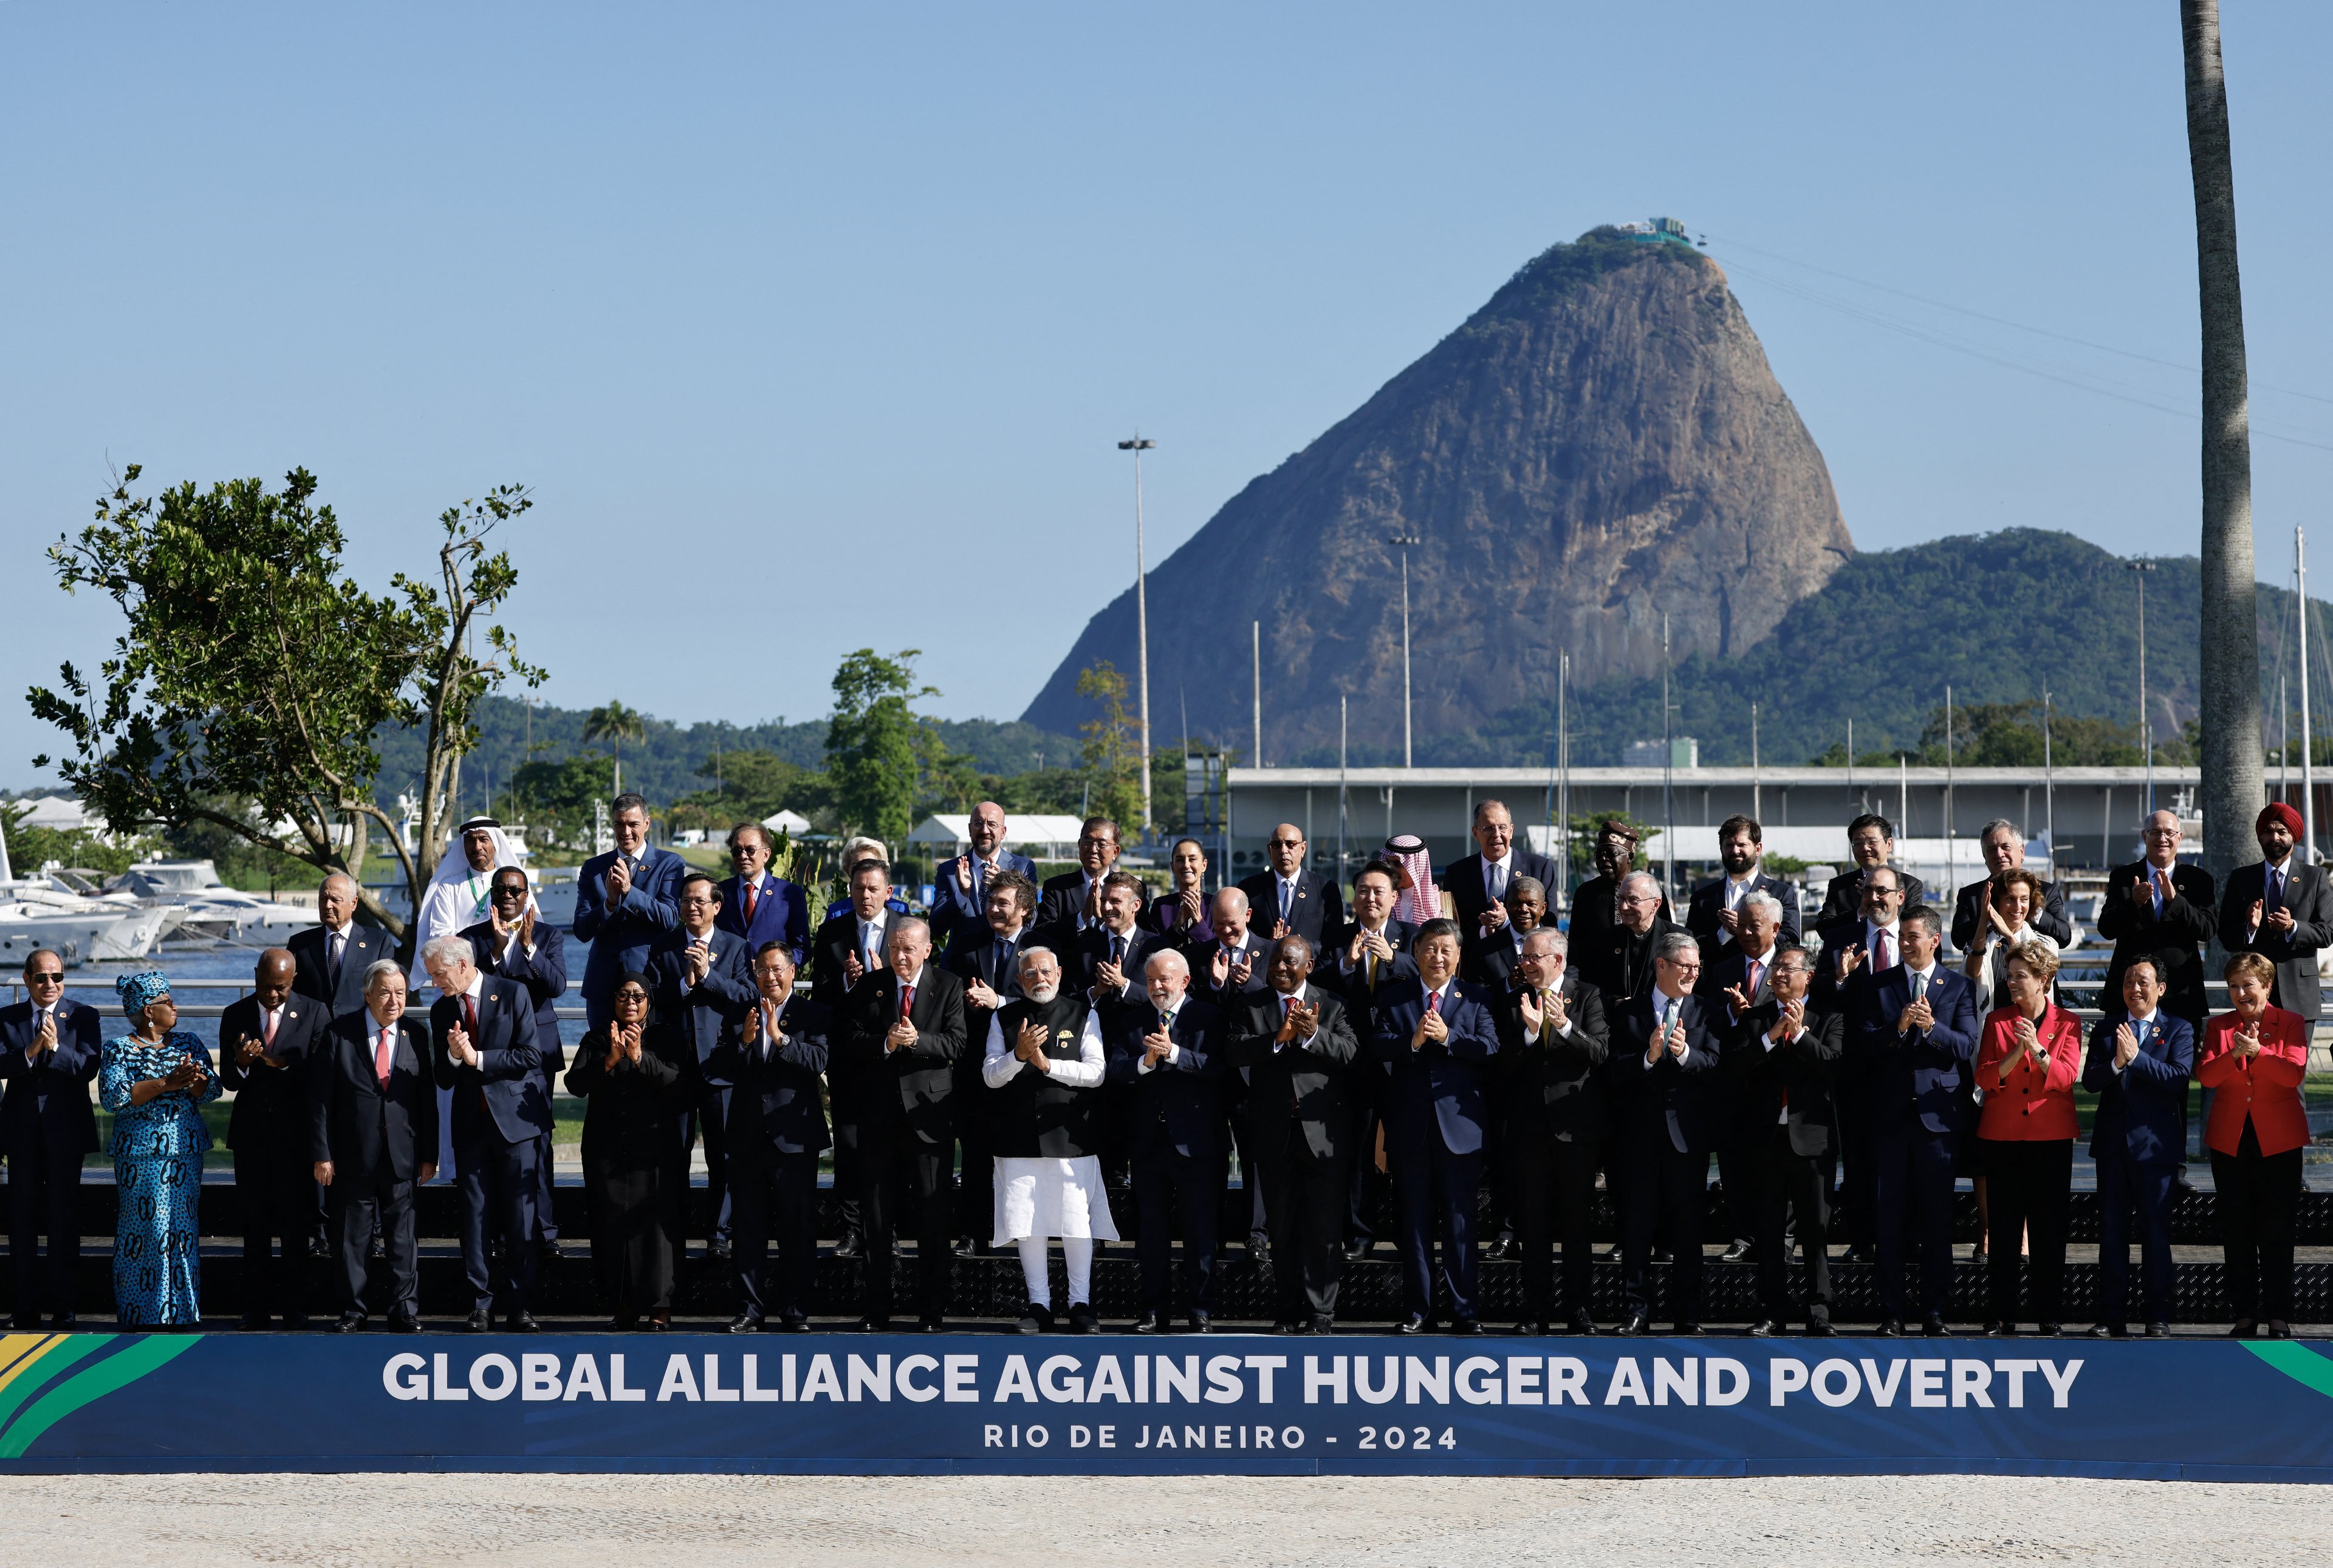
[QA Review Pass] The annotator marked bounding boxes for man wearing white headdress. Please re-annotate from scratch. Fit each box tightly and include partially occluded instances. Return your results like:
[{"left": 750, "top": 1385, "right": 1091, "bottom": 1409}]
[{"left": 409, "top": 817, "right": 526, "bottom": 1179}]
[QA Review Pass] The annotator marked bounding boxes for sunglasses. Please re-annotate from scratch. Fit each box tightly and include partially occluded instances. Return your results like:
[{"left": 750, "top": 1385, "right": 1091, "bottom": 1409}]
[
  {"left": 27, "top": 971, "right": 64, "bottom": 984},
  {"left": 613, "top": 989, "right": 649, "bottom": 1004}
]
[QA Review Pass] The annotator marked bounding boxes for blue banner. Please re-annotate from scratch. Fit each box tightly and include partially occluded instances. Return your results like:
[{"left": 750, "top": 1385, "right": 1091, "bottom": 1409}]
[{"left": 3, "top": 1330, "right": 2330, "bottom": 1480}]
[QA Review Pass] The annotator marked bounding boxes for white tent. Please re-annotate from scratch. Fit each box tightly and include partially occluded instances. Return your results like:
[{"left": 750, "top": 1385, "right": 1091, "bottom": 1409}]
[
  {"left": 761, "top": 809, "right": 814, "bottom": 838},
  {"left": 906, "top": 813, "right": 1087, "bottom": 861}
]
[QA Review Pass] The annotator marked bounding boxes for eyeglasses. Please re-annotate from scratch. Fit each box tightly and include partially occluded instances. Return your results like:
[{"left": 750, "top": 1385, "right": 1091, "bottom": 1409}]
[
  {"left": 26, "top": 971, "right": 64, "bottom": 984},
  {"left": 491, "top": 884, "right": 529, "bottom": 901},
  {"left": 613, "top": 988, "right": 649, "bottom": 1004},
  {"left": 1269, "top": 838, "right": 1304, "bottom": 849}
]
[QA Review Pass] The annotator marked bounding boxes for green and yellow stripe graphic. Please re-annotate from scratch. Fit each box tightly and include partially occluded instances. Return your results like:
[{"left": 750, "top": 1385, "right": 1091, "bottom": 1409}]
[{"left": 0, "top": 1332, "right": 203, "bottom": 1459}]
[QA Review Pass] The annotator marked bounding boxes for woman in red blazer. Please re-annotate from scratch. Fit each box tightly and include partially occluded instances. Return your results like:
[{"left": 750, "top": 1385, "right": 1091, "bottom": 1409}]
[
  {"left": 2196, "top": 952, "right": 2312, "bottom": 1338},
  {"left": 1972, "top": 940, "right": 2083, "bottom": 1335}
]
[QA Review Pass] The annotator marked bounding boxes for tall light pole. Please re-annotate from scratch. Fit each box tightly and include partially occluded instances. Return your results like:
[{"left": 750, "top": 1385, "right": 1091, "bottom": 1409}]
[
  {"left": 2299, "top": 528, "right": 2315, "bottom": 861},
  {"left": 2128, "top": 558, "right": 2157, "bottom": 820},
  {"left": 1118, "top": 436, "right": 1156, "bottom": 835},
  {"left": 1389, "top": 533, "right": 1422, "bottom": 767}
]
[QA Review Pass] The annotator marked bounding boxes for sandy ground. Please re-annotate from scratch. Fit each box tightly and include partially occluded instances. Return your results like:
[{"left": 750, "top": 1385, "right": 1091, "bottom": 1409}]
[{"left": 0, "top": 1472, "right": 2325, "bottom": 1567}]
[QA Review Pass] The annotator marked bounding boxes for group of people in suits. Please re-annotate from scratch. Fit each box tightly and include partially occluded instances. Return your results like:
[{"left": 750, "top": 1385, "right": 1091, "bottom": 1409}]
[{"left": 3, "top": 786, "right": 2320, "bottom": 1342}]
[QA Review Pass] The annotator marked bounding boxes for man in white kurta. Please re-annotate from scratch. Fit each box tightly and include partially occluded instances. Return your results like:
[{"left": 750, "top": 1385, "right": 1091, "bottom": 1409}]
[{"left": 981, "top": 945, "right": 1118, "bottom": 1332}]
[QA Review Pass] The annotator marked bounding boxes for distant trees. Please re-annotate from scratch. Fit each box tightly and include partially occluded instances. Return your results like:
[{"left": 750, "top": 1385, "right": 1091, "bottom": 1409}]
[
  {"left": 1075, "top": 661, "right": 1144, "bottom": 832},
  {"left": 583, "top": 700, "right": 646, "bottom": 791},
  {"left": 825, "top": 649, "right": 937, "bottom": 847}
]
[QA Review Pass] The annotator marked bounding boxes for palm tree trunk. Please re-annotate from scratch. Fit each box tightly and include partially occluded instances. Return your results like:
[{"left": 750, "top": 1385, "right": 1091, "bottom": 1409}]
[{"left": 2184, "top": 0, "right": 2261, "bottom": 902}]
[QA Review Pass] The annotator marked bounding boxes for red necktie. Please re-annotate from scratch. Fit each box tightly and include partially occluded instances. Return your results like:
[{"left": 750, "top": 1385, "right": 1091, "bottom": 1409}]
[
  {"left": 1427, "top": 990, "right": 1442, "bottom": 1016},
  {"left": 1876, "top": 930, "right": 1893, "bottom": 971},
  {"left": 899, "top": 984, "right": 915, "bottom": 1021},
  {"left": 744, "top": 882, "right": 760, "bottom": 923},
  {"left": 464, "top": 994, "right": 479, "bottom": 1038},
  {"left": 1746, "top": 959, "right": 1764, "bottom": 1002},
  {"left": 374, "top": 1026, "right": 394, "bottom": 1087}
]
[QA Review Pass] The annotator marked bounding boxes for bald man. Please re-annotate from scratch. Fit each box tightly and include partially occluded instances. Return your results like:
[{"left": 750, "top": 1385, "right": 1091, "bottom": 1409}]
[
  {"left": 928, "top": 801, "right": 1038, "bottom": 954},
  {"left": 1237, "top": 823, "right": 1345, "bottom": 951},
  {"left": 221, "top": 948, "right": 332, "bottom": 1328},
  {"left": 289, "top": 872, "right": 392, "bottom": 1019}
]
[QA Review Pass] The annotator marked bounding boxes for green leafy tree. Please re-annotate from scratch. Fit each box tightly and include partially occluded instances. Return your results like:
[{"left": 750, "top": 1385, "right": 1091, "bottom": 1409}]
[
  {"left": 825, "top": 649, "right": 936, "bottom": 845},
  {"left": 27, "top": 466, "right": 543, "bottom": 947},
  {"left": 1075, "top": 660, "right": 1143, "bottom": 832}
]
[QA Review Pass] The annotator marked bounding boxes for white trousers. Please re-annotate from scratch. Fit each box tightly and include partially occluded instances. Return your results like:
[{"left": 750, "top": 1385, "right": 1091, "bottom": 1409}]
[{"left": 1018, "top": 1236, "right": 1094, "bottom": 1309}]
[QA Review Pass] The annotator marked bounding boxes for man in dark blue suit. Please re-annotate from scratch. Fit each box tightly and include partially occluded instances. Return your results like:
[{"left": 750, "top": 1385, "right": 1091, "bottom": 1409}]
[
  {"left": 461, "top": 865, "right": 569, "bottom": 1260},
  {"left": 309, "top": 963, "right": 437, "bottom": 1332},
  {"left": 2081, "top": 957, "right": 2193, "bottom": 1338},
  {"left": 423, "top": 935, "right": 547, "bottom": 1331},
  {"left": 1609, "top": 930, "right": 1724, "bottom": 1333},
  {"left": 1686, "top": 814, "right": 1801, "bottom": 960},
  {"left": 717, "top": 822, "right": 812, "bottom": 965},
  {"left": 1108, "top": 949, "right": 1227, "bottom": 1332},
  {"left": 1237, "top": 822, "right": 1346, "bottom": 951},
  {"left": 1, "top": 950, "right": 102, "bottom": 1327},
  {"left": 1369, "top": 917, "right": 1500, "bottom": 1333},
  {"left": 927, "top": 801, "right": 1038, "bottom": 954},
  {"left": 289, "top": 871, "right": 392, "bottom": 1019},
  {"left": 711, "top": 943, "right": 830, "bottom": 1332},
  {"left": 218, "top": 948, "right": 329, "bottom": 1329},
  {"left": 1324, "top": 861, "right": 1414, "bottom": 1261},
  {"left": 649, "top": 873, "right": 759, "bottom": 1258},
  {"left": 572, "top": 792, "right": 686, "bottom": 1027},
  {"left": 1438, "top": 799, "right": 1560, "bottom": 980},
  {"left": 949, "top": 869, "right": 1040, "bottom": 1253},
  {"left": 1851, "top": 904, "right": 1979, "bottom": 1335}
]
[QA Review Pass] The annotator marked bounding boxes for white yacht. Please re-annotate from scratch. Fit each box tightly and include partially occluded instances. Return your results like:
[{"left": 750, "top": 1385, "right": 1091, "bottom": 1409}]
[{"left": 107, "top": 860, "right": 318, "bottom": 946}]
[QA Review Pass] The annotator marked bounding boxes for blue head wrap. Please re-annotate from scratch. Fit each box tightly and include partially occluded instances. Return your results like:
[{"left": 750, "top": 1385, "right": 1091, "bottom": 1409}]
[{"left": 115, "top": 969, "right": 170, "bottom": 1017}]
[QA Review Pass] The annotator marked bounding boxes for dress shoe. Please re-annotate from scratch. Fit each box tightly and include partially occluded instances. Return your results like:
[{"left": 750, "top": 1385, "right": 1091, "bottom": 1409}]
[
  {"left": 1188, "top": 1310, "right": 1211, "bottom": 1334},
  {"left": 1483, "top": 1236, "right": 1514, "bottom": 1261},
  {"left": 707, "top": 1239, "right": 732, "bottom": 1261},
  {"left": 728, "top": 1311, "right": 766, "bottom": 1334},
  {"left": 308, "top": 1236, "right": 332, "bottom": 1259},
  {"left": 645, "top": 1316, "right": 670, "bottom": 1331},
  {"left": 1876, "top": 1317, "right": 1905, "bottom": 1337},
  {"left": 1247, "top": 1230, "right": 1272, "bottom": 1262},
  {"left": 2037, "top": 1321, "right": 2063, "bottom": 1338},
  {"left": 1617, "top": 1310, "right": 1650, "bottom": 1337},
  {"left": 327, "top": 1313, "right": 368, "bottom": 1334},
  {"left": 917, "top": 1314, "right": 945, "bottom": 1333},
  {"left": 386, "top": 1313, "right": 421, "bottom": 1334},
  {"left": 832, "top": 1230, "right": 865, "bottom": 1259},
  {"left": 858, "top": 1315, "right": 891, "bottom": 1333},
  {"left": 1132, "top": 1311, "right": 1163, "bottom": 1334},
  {"left": 2086, "top": 1323, "right": 2125, "bottom": 1340},
  {"left": 369, "top": 1238, "right": 388, "bottom": 1262},
  {"left": 507, "top": 1312, "right": 540, "bottom": 1333},
  {"left": 953, "top": 1238, "right": 979, "bottom": 1258},
  {"left": 2145, "top": 1321, "right": 2170, "bottom": 1339},
  {"left": 238, "top": 1312, "right": 270, "bottom": 1332},
  {"left": 1837, "top": 1243, "right": 1868, "bottom": 1264},
  {"left": 1671, "top": 1321, "right": 1701, "bottom": 1335},
  {"left": 1516, "top": 1320, "right": 1552, "bottom": 1337},
  {"left": 1650, "top": 1247, "right": 1672, "bottom": 1264},
  {"left": 1274, "top": 1320, "right": 1306, "bottom": 1335},
  {"left": 2269, "top": 1320, "right": 2293, "bottom": 1339},
  {"left": 1747, "top": 1318, "right": 1781, "bottom": 1338},
  {"left": 1968, "top": 1244, "right": 1987, "bottom": 1264},
  {"left": 2229, "top": 1319, "right": 2258, "bottom": 1339},
  {"left": 1451, "top": 1318, "right": 1484, "bottom": 1336},
  {"left": 464, "top": 1309, "right": 492, "bottom": 1333},
  {"left": 1718, "top": 1240, "right": 1753, "bottom": 1264},
  {"left": 1564, "top": 1315, "right": 1599, "bottom": 1337},
  {"left": 1395, "top": 1312, "right": 1430, "bottom": 1335},
  {"left": 1068, "top": 1303, "right": 1100, "bottom": 1334},
  {"left": 1016, "top": 1303, "right": 1053, "bottom": 1335},
  {"left": 1309, "top": 1315, "right": 1336, "bottom": 1335},
  {"left": 1984, "top": 1321, "right": 2015, "bottom": 1337},
  {"left": 1343, "top": 1239, "right": 1372, "bottom": 1262},
  {"left": 778, "top": 1312, "right": 810, "bottom": 1333},
  {"left": 1805, "top": 1318, "right": 1837, "bottom": 1338},
  {"left": 1922, "top": 1315, "right": 1949, "bottom": 1337}
]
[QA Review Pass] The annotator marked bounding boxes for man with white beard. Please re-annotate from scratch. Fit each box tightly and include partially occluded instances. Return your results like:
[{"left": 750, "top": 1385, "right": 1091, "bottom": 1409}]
[{"left": 981, "top": 946, "right": 1119, "bottom": 1332}]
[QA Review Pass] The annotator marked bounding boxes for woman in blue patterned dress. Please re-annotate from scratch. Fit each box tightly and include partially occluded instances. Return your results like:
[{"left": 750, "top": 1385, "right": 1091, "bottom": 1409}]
[{"left": 98, "top": 970, "right": 219, "bottom": 1329}]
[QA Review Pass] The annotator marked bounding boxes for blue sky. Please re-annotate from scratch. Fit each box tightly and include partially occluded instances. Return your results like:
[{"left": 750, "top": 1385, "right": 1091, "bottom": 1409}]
[{"left": 5, "top": 3, "right": 2330, "bottom": 787}]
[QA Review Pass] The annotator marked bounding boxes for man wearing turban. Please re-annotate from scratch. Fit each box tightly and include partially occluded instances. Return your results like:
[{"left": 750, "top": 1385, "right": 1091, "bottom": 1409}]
[{"left": 2216, "top": 801, "right": 2333, "bottom": 1025}]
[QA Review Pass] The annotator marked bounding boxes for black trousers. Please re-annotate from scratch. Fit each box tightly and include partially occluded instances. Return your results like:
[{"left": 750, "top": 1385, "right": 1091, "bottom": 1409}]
[
  {"left": 860, "top": 1131, "right": 952, "bottom": 1321},
  {"left": 2095, "top": 1153, "right": 2176, "bottom": 1326},
  {"left": 953, "top": 1127, "right": 993, "bottom": 1244},
  {"left": 1871, "top": 1124, "right": 1956, "bottom": 1321},
  {"left": 535, "top": 1066, "right": 560, "bottom": 1241},
  {"left": 1225, "top": 1108, "right": 1268, "bottom": 1238},
  {"left": 329, "top": 1165, "right": 417, "bottom": 1320},
  {"left": 232, "top": 1140, "right": 314, "bottom": 1320},
  {"left": 1837, "top": 1096, "right": 1878, "bottom": 1251},
  {"left": 680, "top": 1084, "right": 735, "bottom": 1246},
  {"left": 731, "top": 1145, "right": 819, "bottom": 1318},
  {"left": 6, "top": 1130, "right": 83, "bottom": 1321},
  {"left": 1749, "top": 1125, "right": 1834, "bottom": 1323},
  {"left": 1343, "top": 1090, "right": 1388, "bottom": 1245},
  {"left": 1981, "top": 1137, "right": 2072, "bottom": 1326},
  {"left": 2213, "top": 1123, "right": 2303, "bottom": 1323},
  {"left": 1511, "top": 1130, "right": 1599, "bottom": 1321},
  {"left": 832, "top": 1118, "right": 864, "bottom": 1241},
  {"left": 1716, "top": 1127, "right": 1760, "bottom": 1245},
  {"left": 1256, "top": 1137, "right": 1346, "bottom": 1323},
  {"left": 1132, "top": 1144, "right": 1224, "bottom": 1313},
  {"left": 456, "top": 1135, "right": 540, "bottom": 1314},
  {"left": 1620, "top": 1133, "right": 1708, "bottom": 1323}
]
